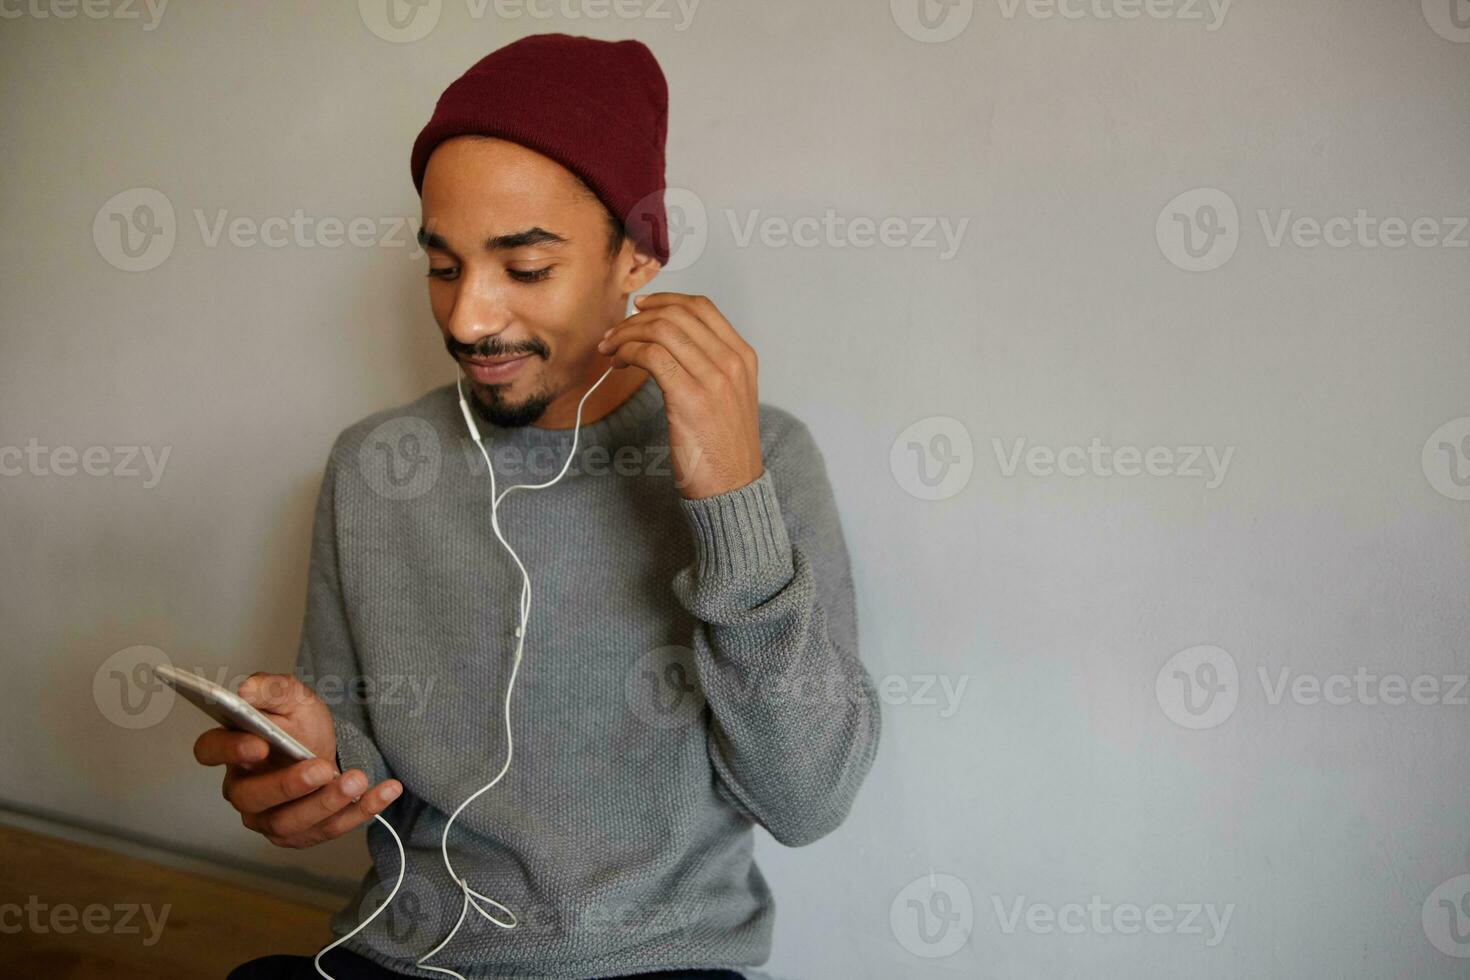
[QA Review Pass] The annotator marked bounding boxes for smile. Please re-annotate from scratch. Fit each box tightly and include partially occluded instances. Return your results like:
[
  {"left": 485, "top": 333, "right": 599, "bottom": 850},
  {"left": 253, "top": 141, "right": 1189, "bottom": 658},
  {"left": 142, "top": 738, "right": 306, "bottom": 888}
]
[{"left": 459, "top": 353, "right": 534, "bottom": 384}]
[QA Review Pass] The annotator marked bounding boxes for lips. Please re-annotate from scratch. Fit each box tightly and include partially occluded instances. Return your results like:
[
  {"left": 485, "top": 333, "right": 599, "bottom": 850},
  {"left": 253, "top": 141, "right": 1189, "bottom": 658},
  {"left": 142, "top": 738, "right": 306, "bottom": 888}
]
[{"left": 459, "top": 353, "right": 533, "bottom": 384}]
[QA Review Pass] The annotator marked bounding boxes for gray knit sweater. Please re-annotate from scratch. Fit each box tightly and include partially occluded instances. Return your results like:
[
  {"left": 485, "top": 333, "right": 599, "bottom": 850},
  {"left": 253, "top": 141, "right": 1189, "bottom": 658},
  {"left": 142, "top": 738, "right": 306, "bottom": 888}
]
[{"left": 293, "top": 373, "right": 881, "bottom": 979}]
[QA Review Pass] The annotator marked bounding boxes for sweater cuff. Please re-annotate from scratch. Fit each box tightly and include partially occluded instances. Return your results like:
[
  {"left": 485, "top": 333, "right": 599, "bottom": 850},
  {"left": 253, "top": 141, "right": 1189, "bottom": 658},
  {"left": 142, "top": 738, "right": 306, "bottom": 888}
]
[
  {"left": 333, "top": 717, "right": 392, "bottom": 788},
  {"left": 675, "top": 469, "right": 795, "bottom": 613}
]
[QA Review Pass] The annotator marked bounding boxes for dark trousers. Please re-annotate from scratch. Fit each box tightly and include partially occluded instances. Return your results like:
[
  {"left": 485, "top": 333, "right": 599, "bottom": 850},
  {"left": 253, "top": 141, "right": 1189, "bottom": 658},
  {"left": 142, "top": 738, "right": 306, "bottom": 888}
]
[{"left": 227, "top": 949, "right": 746, "bottom": 979}]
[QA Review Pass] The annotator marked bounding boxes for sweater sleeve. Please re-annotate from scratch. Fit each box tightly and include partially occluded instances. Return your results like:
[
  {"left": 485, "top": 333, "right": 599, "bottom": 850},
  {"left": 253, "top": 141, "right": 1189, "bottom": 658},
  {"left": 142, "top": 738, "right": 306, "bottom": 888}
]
[
  {"left": 669, "top": 419, "right": 881, "bottom": 847},
  {"left": 293, "top": 439, "right": 395, "bottom": 787}
]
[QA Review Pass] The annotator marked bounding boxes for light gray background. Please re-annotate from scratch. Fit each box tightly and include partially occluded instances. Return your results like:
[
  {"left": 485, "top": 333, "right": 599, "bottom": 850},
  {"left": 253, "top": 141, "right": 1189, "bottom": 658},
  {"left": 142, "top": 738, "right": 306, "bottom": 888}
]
[{"left": 2, "top": 1, "right": 1468, "bottom": 977}]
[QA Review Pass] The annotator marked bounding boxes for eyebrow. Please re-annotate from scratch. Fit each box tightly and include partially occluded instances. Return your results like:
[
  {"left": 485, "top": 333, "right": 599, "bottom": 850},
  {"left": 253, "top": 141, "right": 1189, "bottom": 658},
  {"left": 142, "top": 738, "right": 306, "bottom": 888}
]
[{"left": 416, "top": 225, "right": 569, "bottom": 252}]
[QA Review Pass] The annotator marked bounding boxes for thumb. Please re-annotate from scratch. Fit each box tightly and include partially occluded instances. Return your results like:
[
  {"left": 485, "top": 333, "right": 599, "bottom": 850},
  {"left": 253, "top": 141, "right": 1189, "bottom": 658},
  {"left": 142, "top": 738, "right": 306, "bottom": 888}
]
[{"left": 237, "top": 672, "right": 312, "bottom": 715}]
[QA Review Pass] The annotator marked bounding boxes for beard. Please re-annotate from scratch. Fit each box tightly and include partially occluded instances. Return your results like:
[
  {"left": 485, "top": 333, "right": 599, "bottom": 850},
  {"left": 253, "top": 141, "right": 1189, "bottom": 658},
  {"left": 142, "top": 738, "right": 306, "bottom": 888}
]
[
  {"left": 446, "top": 333, "right": 555, "bottom": 428},
  {"left": 466, "top": 376, "right": 554, "bottom": 428}
]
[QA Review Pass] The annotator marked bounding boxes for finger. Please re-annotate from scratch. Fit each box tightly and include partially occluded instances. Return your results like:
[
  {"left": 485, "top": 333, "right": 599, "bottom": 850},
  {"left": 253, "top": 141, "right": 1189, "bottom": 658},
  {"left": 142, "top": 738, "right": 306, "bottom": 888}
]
[
  {"left": 251, "top": 769, "right": 375, "bottom": 840},
  {"left": 632, "top": 293, "right": 753, "bottom": 366},
  {"left": 270, "top": 779, "right": 404, "bottom": 849},
  {"left": 601, "top": 338, "right": 694, "bottom": 393},
  {"left": 194, "top": 727, "right": 269, "bottom": 767},
  {"left": 227, "top": 757, "right": 337, "bottom": 816},
  {"left": 608, "top": 306, "right": 737, "bottom": 372},
  {"left": 236, "top": 673, "right": 313, "bottom": 716},
  {"left": 600, "top": 315, "right": 724, "bottom": 387}
]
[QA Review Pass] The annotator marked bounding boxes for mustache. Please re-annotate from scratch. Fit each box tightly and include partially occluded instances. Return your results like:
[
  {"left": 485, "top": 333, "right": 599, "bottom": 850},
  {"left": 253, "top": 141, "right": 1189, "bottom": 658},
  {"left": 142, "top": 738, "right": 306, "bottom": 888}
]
[{"left": 445, "top": 335, "right": 549, "bottom": 361}]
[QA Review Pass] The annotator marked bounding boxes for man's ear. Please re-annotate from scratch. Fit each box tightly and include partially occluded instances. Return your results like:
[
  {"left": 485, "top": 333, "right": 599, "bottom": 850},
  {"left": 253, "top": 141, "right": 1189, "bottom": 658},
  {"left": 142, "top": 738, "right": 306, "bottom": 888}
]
[{"left": 619, "top": 241, "right": 662, "bottom": 296}]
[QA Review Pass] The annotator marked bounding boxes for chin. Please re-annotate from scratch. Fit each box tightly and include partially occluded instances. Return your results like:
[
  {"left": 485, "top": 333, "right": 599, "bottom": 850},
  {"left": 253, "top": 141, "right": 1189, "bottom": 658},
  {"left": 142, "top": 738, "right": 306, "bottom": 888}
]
[{"left": 466, "top": 371, "right": 555, "bottom": 429}]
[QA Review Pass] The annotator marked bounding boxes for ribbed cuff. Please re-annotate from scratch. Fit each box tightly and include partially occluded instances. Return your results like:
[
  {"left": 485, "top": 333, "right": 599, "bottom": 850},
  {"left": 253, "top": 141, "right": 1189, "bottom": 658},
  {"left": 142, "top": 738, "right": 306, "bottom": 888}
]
[{"left": 676, "top": 469, "right": 795, "bottom": 613}]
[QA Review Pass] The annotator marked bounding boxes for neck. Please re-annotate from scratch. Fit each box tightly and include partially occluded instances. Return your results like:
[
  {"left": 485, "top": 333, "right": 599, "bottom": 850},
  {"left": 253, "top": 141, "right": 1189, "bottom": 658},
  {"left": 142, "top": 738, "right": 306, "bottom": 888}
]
[{"left": 534, "top": 361, "right": 650, "bottom": 430}]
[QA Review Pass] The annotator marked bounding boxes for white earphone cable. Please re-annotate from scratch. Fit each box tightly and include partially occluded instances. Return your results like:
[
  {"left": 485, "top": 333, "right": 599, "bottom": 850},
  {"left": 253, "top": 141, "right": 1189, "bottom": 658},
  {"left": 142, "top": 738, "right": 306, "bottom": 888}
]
[{"left": 314, "top": 363, "right": 619, "bottom": 980}]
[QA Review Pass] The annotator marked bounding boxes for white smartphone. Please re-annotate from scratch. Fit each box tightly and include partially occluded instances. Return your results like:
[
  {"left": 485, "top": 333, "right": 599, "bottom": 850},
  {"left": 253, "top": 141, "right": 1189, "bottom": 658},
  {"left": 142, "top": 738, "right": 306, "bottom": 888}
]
[{"left": 152, "top": 664, "right": 317, "bottom": 763}]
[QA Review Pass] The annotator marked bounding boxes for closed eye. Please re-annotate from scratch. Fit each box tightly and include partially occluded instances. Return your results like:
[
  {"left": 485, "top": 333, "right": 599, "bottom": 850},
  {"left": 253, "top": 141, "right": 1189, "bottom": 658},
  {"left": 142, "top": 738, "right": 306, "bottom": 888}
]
[
  {"left": 507, "top": 267, "right": 552, "bottom": 283},
  {"left": 425, "top": 266, "right": 553, "bottom": 283}
]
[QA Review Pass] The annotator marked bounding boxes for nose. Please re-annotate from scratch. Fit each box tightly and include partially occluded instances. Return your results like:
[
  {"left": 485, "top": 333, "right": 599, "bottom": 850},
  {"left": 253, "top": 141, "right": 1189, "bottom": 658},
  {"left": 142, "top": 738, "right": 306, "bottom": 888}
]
[{"left": 445, "top": 273, "right": 515, "bottom": 349}]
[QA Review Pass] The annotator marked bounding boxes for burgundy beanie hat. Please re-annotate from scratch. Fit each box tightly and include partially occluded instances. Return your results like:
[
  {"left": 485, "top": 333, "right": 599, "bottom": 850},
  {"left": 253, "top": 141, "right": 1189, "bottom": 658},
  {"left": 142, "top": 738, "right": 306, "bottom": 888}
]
[{"left": 410, "top": 33, "right": 670, "bottom": 265}]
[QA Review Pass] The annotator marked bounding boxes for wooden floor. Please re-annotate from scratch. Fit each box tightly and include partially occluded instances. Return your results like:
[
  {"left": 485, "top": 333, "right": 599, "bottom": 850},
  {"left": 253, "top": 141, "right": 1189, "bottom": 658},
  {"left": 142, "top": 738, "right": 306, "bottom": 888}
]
[{"left": 0, "top": 823, "right": 339, "bottom": 979}]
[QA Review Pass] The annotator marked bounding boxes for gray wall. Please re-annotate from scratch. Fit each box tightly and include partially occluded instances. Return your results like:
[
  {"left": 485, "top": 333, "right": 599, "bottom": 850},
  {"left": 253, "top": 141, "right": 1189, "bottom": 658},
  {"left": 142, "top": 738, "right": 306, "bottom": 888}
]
[{"left": 3, "top": 2, "right": 1469, "bottom": 977}]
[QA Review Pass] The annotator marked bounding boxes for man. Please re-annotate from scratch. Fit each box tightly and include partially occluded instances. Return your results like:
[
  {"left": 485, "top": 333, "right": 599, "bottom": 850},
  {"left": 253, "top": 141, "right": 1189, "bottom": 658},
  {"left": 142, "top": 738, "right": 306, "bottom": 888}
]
[{"left": 196, "top": 33, "right": 881, "bottom": 980}]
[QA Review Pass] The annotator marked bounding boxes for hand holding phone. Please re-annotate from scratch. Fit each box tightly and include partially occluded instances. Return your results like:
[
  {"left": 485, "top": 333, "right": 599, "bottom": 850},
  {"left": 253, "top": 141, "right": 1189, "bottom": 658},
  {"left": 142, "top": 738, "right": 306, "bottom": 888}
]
[{"left": 175, "top": 669, "right": 403, "bottom": 849}]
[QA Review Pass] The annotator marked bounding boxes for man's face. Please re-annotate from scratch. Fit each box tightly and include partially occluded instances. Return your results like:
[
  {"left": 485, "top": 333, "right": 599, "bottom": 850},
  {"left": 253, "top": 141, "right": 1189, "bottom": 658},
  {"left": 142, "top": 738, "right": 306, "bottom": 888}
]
[{"left": 418, "top": 136, "right": 643, "bottom": 427}]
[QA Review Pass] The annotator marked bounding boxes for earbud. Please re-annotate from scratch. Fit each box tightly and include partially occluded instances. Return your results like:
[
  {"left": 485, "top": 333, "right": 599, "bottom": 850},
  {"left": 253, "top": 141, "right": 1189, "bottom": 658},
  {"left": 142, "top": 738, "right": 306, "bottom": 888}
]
[{"left": 456, "top": 379, "right": 482, "bottom": 445}]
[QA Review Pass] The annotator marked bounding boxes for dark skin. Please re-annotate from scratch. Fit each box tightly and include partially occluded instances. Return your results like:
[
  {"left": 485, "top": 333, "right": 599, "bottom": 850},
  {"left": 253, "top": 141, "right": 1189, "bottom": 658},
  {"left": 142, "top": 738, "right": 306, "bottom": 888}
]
[
  {"left": 192, "top": 673, "right": 388, "bottom": 848},
  {"left": 194, "top": 135, "right": 765, "bottom": 848}
]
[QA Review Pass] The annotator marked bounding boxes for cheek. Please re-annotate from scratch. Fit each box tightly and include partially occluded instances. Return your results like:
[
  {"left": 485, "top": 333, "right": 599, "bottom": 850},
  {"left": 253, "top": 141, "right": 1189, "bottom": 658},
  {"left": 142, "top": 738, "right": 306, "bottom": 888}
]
[
  {"left": 524, "top": 280, "right": 601, "bottom": 337},
  {"left": 427, "top": 282, "right": 454, "bottom": 326}
]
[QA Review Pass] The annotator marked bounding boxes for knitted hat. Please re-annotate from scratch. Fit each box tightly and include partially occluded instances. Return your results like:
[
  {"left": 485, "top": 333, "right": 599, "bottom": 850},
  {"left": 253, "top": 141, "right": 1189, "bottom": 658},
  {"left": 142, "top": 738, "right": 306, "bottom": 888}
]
[{"left": 410, "top": 33, "right": 670, "bottom": 265}]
